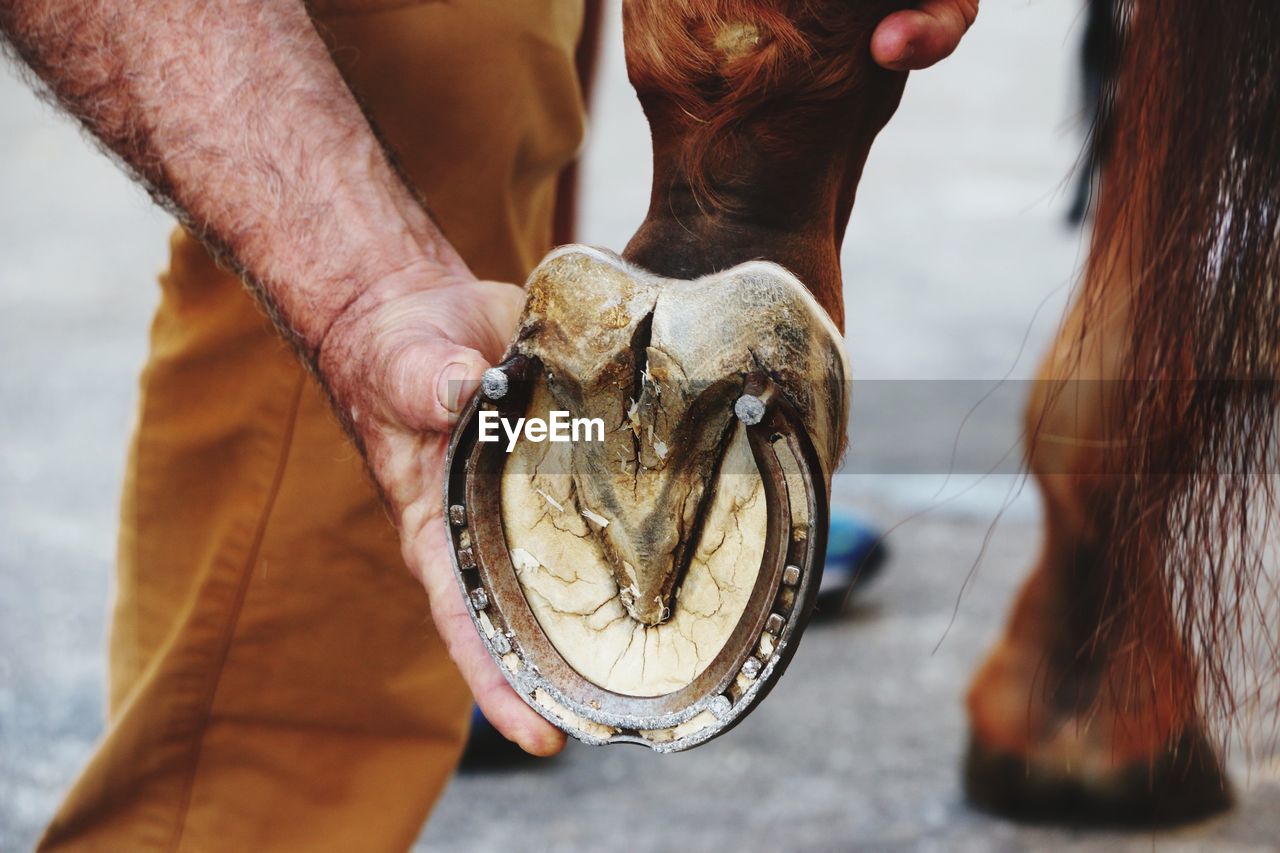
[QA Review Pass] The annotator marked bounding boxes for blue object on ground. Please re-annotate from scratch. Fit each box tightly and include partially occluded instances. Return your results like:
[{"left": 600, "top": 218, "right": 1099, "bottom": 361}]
[{"left": 816, "top": 506, "right": 888, "bottom": 616}]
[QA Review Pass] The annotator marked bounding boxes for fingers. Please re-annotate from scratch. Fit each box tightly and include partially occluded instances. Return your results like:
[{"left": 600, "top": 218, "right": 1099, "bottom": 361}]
[
  {"left": 375, "top": 283, "right": 527, "bottom": 433},
  {"left": 475, "top": 281, "right": 529, "bottom": 362},
  {"left": 872, "top": 0, "right": 978, "bottom": 71},
  {"left": 415, "top": 524, "right": 567, "bottom": 756}
]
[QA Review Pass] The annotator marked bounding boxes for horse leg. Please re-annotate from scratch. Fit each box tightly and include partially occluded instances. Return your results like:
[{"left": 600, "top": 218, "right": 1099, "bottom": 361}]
[
  {"left": 963, "top": 256, "right": 1232, "bottom": 823},
  {"left": 443, "top": 1, "right": 911, "bottom": 747}
]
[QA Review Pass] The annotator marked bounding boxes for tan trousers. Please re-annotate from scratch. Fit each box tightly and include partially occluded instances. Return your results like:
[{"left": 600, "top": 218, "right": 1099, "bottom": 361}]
[{"left": 40, "top": 2, "right": 585, "bottom": 849}]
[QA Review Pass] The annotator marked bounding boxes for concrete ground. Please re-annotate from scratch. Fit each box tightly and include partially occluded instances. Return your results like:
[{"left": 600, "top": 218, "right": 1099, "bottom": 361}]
[{"left": 2, "top": 1, "right": 1278, "bottom": 850}]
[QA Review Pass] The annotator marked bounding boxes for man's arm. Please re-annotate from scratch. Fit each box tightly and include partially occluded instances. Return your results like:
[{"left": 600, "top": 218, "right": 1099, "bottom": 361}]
[
  {"left": 1, "top": 0, "right": 565, "bottom": 755},
  {"left": 0, "top": 0, "right": 457, "bottom": 368}
]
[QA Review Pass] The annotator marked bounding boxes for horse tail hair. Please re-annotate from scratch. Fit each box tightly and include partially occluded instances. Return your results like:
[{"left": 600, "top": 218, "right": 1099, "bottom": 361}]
[
  {"left": 1066, "top": 0, "right": 1120, "bottom": 224},
  {"left": 1083, "top": 0, "right": 1280, "bottom": 740}
]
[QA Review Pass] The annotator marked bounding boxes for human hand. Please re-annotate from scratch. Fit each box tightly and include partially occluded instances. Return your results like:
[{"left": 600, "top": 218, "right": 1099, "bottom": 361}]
[
  {"left": 318, "top": 266, "right": 567, "bottom": 757},
  {"left": 872, "top": 0, "right": 978, "bottom": 71}
]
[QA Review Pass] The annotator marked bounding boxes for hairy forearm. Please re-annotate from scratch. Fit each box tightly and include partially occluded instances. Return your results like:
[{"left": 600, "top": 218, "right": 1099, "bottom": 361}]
[{"left": 0, "top": 0, "right": 467, "bottom": 361}]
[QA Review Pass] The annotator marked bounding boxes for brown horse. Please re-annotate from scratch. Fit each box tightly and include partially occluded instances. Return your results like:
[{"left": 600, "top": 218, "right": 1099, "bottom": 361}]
[{"left": 620, "top": 0, "right": 1280, "bottom": 823}]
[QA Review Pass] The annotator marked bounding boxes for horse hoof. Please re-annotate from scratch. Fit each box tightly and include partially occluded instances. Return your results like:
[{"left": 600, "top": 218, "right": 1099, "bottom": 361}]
[
  {"left": 964, "top": 727, "right": 1233, "bottom": 826},
  {"left": 443, "top": 245, "right": 849, "bottom": 752}
]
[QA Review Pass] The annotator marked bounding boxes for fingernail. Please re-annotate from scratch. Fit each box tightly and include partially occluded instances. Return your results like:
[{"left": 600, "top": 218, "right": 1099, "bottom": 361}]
[
  {"left": 518, "top": 729, "right": 559, "bottom": 757},
  {"left": 436, "top": 362, "right": 474, "bottom": 414},
  {"left": 896, "top": 41, "right": 916, "bottom": 65}
]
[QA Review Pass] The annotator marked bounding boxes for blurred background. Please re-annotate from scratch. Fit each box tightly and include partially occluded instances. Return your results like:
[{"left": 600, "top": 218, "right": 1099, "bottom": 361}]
[{"left": 3, "top": 1, "right": 1279, "bottom": 850}]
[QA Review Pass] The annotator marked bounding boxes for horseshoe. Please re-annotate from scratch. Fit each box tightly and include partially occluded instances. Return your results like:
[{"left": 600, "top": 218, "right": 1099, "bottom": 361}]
[{"left": 443, "top": 246, "right": 846, "bottom": 752}]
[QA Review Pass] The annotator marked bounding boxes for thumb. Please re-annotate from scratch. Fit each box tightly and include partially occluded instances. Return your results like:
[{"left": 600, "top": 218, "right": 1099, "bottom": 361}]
[
  {"left": 382, "top": 340, "right": 491, "bottom": 433},
  {"left": 872, "top": 0, "right": 978, "bottom": 71}
]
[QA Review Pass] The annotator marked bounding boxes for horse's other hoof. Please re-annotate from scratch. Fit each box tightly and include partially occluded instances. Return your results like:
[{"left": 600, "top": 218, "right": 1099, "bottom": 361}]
[
  {"left": 444, "top": 245, "right": 849, "bottom": 752},
  {"left": 964, "top": 725, "right": 1232, "bottom": 826}
]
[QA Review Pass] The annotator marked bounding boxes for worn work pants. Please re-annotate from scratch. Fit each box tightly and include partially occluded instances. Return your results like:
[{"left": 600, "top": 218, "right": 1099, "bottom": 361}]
[{"left": 40, "top": 2, "right": 585, "bottom": 849}]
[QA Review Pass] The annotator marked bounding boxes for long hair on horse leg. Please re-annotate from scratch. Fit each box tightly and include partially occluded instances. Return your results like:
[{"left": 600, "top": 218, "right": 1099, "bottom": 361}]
[{"left": 1077, "top": 0, "right": 1280, "bottom": 748}]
